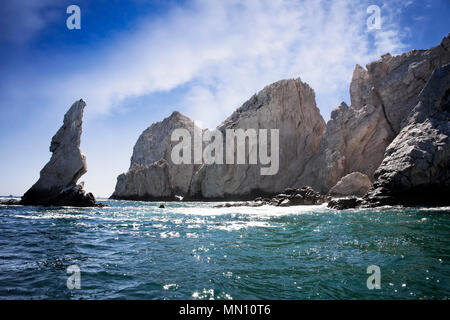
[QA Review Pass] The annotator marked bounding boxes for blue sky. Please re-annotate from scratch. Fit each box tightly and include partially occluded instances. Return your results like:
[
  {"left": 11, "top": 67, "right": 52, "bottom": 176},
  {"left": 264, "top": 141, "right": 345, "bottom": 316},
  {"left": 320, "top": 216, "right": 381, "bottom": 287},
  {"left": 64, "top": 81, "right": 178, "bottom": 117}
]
[{"left": 0, "top": 0, "right": 449, "bottom": 197}]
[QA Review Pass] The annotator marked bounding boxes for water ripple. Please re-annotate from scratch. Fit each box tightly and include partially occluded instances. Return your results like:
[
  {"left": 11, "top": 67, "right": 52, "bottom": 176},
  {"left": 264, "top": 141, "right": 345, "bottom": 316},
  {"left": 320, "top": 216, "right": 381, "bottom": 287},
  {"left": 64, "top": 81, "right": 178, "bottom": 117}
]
[{"left": 0, "top": 201, "right": 449, "bottom": 299}]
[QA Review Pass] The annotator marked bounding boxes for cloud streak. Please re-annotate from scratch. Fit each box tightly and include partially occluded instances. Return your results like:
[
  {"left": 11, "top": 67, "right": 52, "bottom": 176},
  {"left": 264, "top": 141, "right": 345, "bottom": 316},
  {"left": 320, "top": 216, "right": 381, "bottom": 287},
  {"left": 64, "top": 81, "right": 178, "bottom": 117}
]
[{"left": 18, "top": 0, "right": 408, "bottom": 128}]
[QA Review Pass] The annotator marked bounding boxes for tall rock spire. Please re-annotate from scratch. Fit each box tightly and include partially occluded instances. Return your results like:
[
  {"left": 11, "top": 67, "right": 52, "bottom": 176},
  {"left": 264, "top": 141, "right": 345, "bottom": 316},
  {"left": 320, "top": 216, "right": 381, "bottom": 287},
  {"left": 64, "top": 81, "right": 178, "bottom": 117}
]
[{"left": 21, "top": 99, "right": 98, "bottom": 207}]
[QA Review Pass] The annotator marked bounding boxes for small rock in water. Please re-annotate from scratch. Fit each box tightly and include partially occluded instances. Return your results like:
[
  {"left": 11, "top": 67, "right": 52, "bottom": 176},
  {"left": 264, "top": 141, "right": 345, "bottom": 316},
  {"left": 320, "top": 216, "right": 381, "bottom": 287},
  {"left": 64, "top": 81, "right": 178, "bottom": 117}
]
[
  {"left": 159, "top": 204, "right": 165, "bottom": 208},
  {"left": 0, "top": 199, "right": 20, "bottom": 206},
  {"left": 364, "top": 63, "right": 450, "bottom": 207}
]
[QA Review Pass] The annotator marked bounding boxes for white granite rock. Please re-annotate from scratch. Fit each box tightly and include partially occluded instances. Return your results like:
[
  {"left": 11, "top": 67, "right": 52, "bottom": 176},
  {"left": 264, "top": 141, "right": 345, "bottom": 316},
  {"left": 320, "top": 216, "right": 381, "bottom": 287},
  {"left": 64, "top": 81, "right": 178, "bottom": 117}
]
[
  {"left": 111, "top": 35, "right": 450, "bottom": 203},
  {"left": 111, "top": 112, "right": 202, "bottom": 200},
  {"left": 188, "top": 78, "right": 326, "bottom": 199}
]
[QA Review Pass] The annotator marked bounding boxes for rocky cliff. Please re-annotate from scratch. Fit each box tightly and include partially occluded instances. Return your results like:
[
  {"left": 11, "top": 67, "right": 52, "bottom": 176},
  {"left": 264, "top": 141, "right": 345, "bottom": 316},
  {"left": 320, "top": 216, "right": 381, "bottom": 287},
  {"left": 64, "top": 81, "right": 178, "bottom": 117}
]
[
  {"left": 111, "top": 111, "right": 202, "bottom": 200},
  {"left": 187, "top": 78, "right": 326, "bottom": 200},
  {"left": 111, "top": 34, "right": 450, "bottom": 204},
  {"left": 364, "top": 63, "right": 450, "bottom": 206},
  {"left": 21, "top": 99, "right": 97, "bottom": 207},
  {"left": 300, "top": 34, "right": 450, "bottom": 193}
]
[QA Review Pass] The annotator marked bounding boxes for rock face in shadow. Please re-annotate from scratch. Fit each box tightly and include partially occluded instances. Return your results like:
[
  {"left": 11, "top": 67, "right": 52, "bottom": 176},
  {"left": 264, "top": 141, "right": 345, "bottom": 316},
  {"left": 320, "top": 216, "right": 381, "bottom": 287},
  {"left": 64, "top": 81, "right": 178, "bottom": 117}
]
[
  {"left": 364, "top": 63, "right": 450, "bottom": 207},
  {"left": 300, "top": 34, "right": 450, "bottom": 194},
  {"left": 328, "top": 172, "right": 372, "bottom": 197},
  {"left": 20, "top": 99, "right": 98, "bottom": 207},
  {"left": 188, "top": 78, "right": 326, "bottom": 200},
  {"left": 111, "top": 112, "right": 202, "bottom": 200}
]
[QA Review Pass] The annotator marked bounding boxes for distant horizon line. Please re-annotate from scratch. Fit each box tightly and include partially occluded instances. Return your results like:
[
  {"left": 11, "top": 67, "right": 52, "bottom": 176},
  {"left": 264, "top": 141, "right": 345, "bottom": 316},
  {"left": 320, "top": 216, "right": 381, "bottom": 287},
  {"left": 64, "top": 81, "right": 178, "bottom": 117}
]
[{"left": 0, "top": 195, "right": 111, "bottom": 199}]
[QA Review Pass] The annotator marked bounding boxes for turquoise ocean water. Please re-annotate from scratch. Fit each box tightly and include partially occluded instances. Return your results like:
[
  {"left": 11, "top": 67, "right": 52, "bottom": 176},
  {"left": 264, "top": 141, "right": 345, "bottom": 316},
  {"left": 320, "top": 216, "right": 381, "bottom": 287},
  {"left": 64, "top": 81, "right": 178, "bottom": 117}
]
[{"left": 0, "top": 199, "right": 448, "bottom": 299}]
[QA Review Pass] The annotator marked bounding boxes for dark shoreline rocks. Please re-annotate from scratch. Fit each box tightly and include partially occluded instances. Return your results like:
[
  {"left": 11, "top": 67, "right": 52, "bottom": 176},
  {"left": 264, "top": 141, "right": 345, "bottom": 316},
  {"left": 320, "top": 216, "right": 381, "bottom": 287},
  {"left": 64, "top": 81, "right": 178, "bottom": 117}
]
[
  {"left": 0, "top": 199, "right": 21, "bottom": 206},
  {"left": 110, "top": 112, "right": 202, "bottom": 201},
  {"left": 215, "top": 186, "right": 329, "bottom": 208},
  {"left": 327, "top": 198, "right": 362, "bottom": 210},
  {"left": 110, "top": 192, "right": 181, "bottom": 202},
  {"left": 8, "top": 36, "right": 448, "bottom": 209}
]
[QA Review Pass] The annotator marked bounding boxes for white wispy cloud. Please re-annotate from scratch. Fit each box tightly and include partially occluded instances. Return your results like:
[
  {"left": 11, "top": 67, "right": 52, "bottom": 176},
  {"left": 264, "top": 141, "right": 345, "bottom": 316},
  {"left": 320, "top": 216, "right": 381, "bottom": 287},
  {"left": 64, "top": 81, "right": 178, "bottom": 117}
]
[
  {"left": 0, "top": 0, "right": 61, "bottom": 45},
  {"left": 35, "top": 0, "right": 408, "bottom": 127}
]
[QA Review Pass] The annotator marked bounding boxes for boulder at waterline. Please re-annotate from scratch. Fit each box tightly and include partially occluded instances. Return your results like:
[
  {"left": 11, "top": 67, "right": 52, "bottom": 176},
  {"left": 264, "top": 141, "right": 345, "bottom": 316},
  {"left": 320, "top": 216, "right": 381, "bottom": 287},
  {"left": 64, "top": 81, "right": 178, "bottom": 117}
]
[{"left": 328, "top": 172, "right": 373, "bottom": 197}]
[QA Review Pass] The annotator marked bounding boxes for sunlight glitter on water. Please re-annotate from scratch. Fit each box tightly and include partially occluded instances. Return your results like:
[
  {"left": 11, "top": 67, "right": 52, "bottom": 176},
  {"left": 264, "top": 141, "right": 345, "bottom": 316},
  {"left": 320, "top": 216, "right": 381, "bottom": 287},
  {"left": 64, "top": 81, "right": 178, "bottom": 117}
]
[{"left": 0, "top": 200, "right": 449, "bottom": 299}]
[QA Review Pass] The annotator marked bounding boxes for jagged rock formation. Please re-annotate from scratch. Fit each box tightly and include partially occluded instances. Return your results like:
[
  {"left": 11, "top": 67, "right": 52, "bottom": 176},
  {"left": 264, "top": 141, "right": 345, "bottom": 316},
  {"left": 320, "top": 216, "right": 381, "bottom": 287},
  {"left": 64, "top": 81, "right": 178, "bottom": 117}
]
[
  {"left": 301, "top": 34, "right": 450, "bottom": 193},
  {"left": 111, "top": 112, "right": 202, "bottom": 200},
  {"left": 111, "top": 34, "right": 450, "bottom": 206},
  {"left": 350, "top": 35, "right": 450, "bottom": 134},
  {"left": 21, "top": 99, "right": 98, "bottom": 207},
  {"left": 364, "top": 63, "right": 450, "bottom": 206},
  {"left": 328, "top": 172, "right": 372, "bottom": 197},
  {"left": 299, "top": 100, "right": 394, "bottom": 193},
  {"left": 188, "top": 78, "right": 326, "bottom": 200}
]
